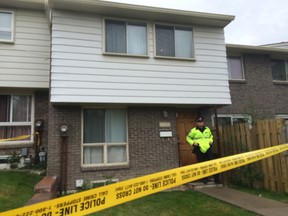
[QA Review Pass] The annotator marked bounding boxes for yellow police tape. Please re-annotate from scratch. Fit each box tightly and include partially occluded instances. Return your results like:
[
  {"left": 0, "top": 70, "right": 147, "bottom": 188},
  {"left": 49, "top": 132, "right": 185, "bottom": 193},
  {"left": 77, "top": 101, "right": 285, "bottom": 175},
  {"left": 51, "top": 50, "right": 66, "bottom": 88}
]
[
  {"left": 0, "top": 134, "right": 31, "bottom": 142},
  {"left": 0, "top": 132, "right": 40, "bottom": 145},
  {"left": 1, "top": 143, "right": 288, "bottom": 216}
]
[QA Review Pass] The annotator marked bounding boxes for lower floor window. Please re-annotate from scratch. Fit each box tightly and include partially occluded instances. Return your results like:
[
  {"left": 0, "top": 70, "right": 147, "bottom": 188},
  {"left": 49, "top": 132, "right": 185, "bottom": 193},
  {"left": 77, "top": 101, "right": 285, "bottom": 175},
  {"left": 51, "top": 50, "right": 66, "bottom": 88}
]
[
  {"left": 276, "top": 114, "right": 288, "bottom": 142},
  {"left": 82, "top": 109, "right": 128, "bottom": 165},
  {"left": 212, "top": 114, "right": 252, "bottom": 127},
  {"left": 0, "top": 94, "right": 33, "bottom": 142}
]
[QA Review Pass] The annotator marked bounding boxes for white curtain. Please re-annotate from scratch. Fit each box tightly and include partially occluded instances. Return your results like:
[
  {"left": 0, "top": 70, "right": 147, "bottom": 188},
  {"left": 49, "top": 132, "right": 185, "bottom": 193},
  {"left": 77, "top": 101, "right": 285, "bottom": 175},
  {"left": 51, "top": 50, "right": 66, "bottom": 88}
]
[
  {"left": 228, "top": 57, "right": 243, "bottom": 79},
  {"left": 108, "top": 146, "right": 126, "bottom": 163},
  {"left": 0, "top": 12, "right": 12, "bottom": 40},
  {"left": 105, "top": 109, "right": 126, "bottom": 143},
  {"left": 127, "top": 24, "right": 147, "bottom": 55},
  {"left": 175, "top": 28, "right": 193, "bottom": 58},
  {"left": 12, "top": 95, "right": 31, "bottom": 122},
  {"left": 105, "top": 109, "right": 127, "bottom": 163},
  {"left": 84, "top": 146, "right": 103, "bottom": 164}
]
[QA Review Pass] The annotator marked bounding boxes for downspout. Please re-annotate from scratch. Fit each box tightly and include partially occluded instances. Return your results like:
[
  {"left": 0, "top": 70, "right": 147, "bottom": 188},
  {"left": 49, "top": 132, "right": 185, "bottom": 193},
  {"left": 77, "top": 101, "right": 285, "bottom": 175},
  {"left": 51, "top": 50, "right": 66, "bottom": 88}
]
[
  {"left": 59, "top": 125, "right": 68, "bottom": 195},
  {"left": 213, "top": 105, "right": 221, "bottom": 157}
]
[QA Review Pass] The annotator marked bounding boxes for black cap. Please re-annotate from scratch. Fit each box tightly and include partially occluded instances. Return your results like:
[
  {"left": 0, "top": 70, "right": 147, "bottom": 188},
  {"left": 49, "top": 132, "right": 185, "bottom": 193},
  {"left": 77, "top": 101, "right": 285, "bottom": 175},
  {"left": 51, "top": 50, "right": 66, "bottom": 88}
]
[{"left": 195, "top": 116, "right": 204, "bottom": 122}]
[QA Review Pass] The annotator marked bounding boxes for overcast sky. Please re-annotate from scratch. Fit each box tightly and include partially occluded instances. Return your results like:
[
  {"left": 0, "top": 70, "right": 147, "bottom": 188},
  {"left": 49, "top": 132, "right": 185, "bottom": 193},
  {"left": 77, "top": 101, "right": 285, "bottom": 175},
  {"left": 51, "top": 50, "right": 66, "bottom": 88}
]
[{"left": 105, "top": 0, "right": 287, "bottom": 46}]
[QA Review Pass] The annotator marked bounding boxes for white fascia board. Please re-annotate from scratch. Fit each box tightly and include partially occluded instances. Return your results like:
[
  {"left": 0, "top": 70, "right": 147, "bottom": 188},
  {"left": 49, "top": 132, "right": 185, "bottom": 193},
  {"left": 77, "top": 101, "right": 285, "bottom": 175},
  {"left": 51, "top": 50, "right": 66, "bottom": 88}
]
[{"left": 48, "top": 0, "right": 235, "bottom": 27}]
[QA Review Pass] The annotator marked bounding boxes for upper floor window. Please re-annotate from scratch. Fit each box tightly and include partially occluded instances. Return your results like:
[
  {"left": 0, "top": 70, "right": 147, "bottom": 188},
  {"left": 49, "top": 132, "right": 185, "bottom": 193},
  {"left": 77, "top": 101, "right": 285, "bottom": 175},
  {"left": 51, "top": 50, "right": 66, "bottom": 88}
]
[
  {"left": 0, "top": 11, "right": 14, "bottom": 42},
  {"left": 0, "top": 95, "right": 33, "bottom": 143},
  {"left": 227, "top": 56, "right": 244, "bottom": 80},
  {"left": 104, "top": 19, "right": 147, "bottom": 56},
  {"left": 155, "top": 24, "right": 194, "bottom": 59},
  {"left": 271, "top": 59, "right": 288, "bottom": 81},
  {"left": 82, "top": 109, "right": 128, "bottom": 166}
]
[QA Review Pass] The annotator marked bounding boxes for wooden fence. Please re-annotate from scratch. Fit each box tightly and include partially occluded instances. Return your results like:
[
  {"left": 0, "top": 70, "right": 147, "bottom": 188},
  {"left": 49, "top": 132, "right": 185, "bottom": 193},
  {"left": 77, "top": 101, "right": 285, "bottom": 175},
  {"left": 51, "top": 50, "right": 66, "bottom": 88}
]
[{"left": 217, "top": 118, "right": 288, "bottom": 193}]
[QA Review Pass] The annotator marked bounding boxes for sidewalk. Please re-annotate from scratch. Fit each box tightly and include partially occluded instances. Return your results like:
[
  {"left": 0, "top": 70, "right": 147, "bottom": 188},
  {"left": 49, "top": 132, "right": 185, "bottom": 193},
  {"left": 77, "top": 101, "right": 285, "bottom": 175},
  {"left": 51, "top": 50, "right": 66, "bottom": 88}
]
[{"left": 196, "top": 186, "right": 288, "bottom": 216}]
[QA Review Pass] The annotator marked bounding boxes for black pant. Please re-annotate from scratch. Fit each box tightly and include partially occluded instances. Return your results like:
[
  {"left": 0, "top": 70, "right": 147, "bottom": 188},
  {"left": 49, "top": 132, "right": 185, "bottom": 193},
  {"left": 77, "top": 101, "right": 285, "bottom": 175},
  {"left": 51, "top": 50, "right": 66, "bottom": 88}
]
[{"left": 193, "top": 146, "right": 220, "bottom": 182}]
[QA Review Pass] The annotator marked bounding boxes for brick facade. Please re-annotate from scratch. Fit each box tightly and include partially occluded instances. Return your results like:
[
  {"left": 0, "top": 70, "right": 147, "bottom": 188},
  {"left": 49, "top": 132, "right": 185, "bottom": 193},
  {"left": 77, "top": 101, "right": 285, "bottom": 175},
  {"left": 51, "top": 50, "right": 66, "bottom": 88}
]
[
  {"left": 47, "top": 106, "right": 179, "bottom": 190},
  {"left": 35, "top": 91, "right": 50, "bottom": 150},
  {"left": 218, "top": 53, "right": 288, "bottom": 119}
]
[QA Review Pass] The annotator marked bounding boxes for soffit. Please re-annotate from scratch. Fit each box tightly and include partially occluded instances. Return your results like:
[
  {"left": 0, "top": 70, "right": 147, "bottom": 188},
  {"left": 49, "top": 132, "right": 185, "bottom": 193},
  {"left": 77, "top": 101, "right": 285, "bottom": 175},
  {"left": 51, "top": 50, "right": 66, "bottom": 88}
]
[
  {"left": 0, "top": 0, "right": 45, "bottom": 10},
  {"left": 48, "top": 0, "right": 234, "bottom": 27},
  {"left": 226, "top": 44, "right": 288, "bottom": 59}
]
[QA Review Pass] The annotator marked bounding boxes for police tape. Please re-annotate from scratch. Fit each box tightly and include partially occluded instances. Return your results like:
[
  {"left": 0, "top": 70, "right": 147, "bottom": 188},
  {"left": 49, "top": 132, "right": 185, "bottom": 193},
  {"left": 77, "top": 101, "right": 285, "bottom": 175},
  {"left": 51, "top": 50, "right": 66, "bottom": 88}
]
[
  {"left": 0, "top": 132, "right": 40, "bottom": 145},
  {"left": 1, "top": 143, "right": 288, "bottom": 216},
  {"left": 0, "top": 134, "right": 31, "bottom": 142}
]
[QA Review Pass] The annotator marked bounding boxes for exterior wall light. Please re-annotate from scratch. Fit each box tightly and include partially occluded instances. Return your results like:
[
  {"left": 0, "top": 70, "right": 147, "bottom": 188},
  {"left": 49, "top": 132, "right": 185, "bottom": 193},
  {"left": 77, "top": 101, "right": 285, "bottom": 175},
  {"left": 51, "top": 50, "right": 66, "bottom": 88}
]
[
  {"left": 35, "top": 119, "right": 44, "bottom": 131},
  {"left": 60, "top": 125, "right": 68, "bottom": 137},
  {"left": 163, "top": 110, "right": 168, "bottom": 118}
]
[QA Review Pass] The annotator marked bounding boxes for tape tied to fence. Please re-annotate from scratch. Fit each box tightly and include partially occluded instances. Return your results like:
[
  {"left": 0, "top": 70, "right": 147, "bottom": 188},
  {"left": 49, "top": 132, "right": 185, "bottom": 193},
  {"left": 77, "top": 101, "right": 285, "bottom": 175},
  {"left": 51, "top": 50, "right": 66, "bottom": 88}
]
[{"left": 1, "top": 143, "right": 288, "bottom": 216}]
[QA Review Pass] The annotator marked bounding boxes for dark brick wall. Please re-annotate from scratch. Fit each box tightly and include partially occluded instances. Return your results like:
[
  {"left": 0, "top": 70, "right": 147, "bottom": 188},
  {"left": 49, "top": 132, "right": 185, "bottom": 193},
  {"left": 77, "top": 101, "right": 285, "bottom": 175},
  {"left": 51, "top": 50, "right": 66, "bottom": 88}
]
[
  {"left": 128, "top": 107, "right": 179, "bottom": 172},
  {"left": 47, "top": 105, "right": 179, "bottom": 190},
  {"left": 47, "top": 104, "right": 82, "bottom": 182},
  {"left": 218, "top": 54, "right": 283, "bottom": 119},
  {"left": 35, "top": 91, "right": 49, "bottom": 149}
]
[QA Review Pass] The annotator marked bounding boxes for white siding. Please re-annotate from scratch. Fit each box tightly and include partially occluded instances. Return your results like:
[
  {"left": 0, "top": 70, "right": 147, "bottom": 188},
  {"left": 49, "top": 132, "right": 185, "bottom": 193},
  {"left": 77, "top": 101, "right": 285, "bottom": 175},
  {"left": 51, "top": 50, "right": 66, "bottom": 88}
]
[
  {"left": 0, "top": 9, "right": 50, "bottom": 88},
  {"left": 50, "top": 11, "right": 231, "bottom": 105}
]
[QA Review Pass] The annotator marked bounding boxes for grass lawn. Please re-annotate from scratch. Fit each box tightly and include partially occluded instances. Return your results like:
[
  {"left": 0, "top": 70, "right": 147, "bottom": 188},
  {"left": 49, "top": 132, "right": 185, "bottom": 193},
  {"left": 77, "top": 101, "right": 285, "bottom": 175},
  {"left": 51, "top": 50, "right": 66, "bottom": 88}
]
[
  {"left": 0, "top": 171, "right": 43, "bottom": 212},
  {"left": 1, "top": 171, "right": 287, "bottom": 216},
  {"left": 0, "top": 171, "right": 255, "bottom": 216},
  {"left": 92, "top": 190, "right": 256, "bottom": 216}
]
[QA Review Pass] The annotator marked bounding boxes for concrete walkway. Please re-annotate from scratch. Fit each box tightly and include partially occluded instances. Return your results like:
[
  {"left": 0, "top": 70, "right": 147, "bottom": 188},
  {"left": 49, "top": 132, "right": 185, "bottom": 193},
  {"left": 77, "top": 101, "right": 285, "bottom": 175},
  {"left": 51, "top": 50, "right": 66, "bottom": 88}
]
[{"left": 196, "top": 186, "right": 288, "bottom": 216}]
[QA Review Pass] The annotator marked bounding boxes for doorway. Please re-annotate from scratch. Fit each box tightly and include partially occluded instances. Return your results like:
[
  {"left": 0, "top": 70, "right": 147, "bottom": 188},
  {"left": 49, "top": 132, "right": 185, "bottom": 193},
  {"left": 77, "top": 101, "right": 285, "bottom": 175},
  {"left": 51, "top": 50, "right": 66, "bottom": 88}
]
[{"left": 176, "top": 110, "right": 197, "bottom": 166}]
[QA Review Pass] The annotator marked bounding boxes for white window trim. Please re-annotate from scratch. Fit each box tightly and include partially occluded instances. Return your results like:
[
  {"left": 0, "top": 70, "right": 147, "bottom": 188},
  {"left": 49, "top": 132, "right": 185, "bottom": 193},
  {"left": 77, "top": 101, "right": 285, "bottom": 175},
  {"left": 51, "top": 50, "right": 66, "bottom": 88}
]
[
  {"left": 275, "top": 114, "right": 288, "bottom": 119},
  {"left": 271, "top": 60, "right": 288, "bottom": 82},
  {"left": 0, "top": 94, "right": 35, "bottom": 145},
  {"left": 0, "top": 10, "right": 15, "bottom": 43},
  {"left": 153, "top": 22, "right": 196, "bottom": 61},
  {"left": 227, "top": 56, "right": 245, "bottom": 81},
  {"left": 276, "top": 115, "right": 288, "bottom": 143},
  {"left": 102, "top": 17, "right": 149, "bottom": 58},
  {"left": 81, "top": 108, "right": 129, "bottom": 167},
  {"left": 212, "top": 114, "right": 252, "bottom": 127},
  {"left": 91, "top": 179, "right": 119, "bottom": 187}
]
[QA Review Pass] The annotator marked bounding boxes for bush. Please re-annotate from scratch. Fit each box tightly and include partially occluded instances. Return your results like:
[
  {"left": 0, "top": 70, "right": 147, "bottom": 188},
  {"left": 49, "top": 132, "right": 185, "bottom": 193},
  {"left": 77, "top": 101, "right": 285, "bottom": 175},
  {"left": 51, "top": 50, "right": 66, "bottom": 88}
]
[{"left": 7, "top": 151, "right": 21, "bottom": 169}]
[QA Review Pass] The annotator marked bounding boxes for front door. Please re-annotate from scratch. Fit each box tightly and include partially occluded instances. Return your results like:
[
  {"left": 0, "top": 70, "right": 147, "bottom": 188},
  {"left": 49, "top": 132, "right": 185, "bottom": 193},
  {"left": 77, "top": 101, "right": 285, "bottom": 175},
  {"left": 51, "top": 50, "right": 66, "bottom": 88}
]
[{"left": 176, "top": 110, "right": 197, "bottom": 166}]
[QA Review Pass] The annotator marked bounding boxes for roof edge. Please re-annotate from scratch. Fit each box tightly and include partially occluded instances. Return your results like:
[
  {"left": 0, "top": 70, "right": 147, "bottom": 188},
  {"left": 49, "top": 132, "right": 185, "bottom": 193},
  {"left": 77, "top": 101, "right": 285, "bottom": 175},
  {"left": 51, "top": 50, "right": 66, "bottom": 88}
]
[
  {"left": 226, "top": 43, "right": 288, "bottom": 53},
  {"left": 49, "top": 0, "right": 235, "bottom": 27}
]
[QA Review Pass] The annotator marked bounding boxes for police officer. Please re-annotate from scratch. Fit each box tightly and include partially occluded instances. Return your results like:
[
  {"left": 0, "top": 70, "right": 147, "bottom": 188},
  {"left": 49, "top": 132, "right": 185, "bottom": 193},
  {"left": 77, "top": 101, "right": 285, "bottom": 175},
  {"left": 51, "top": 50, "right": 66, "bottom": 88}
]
[{"left": 186, "top": 116, "right": 220, "bottom": 184}]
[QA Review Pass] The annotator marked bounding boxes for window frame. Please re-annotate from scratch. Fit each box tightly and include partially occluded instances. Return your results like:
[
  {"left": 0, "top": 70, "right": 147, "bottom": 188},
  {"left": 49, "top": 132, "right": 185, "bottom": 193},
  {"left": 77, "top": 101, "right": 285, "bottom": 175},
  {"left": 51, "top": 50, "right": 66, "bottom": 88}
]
[
  {"left": 103, "top": 17, "right": 149, "bottom": 57},
  {"left": 275, "top": 114, "right": 288, "bottom": 142},
  {"left": 0, "top": 94, "right": 35, "bottom": 145},
  {"left": 227, "top": 56, "right": 245, "bottom": 81},
  {"left": 0, "top": 10, "right": 15, "bottom": 43},
  {"left": 212, "top": 114, "right": 252, "bottom": 128},
  {"left": 154, "top": 22, "right": 195, "bottom": 60},
  {"left": 271, "top": 59, "right": 288, "bottom": 82},
  {"left": 81, "top": 108, "right": 129, "bottom": 167}
]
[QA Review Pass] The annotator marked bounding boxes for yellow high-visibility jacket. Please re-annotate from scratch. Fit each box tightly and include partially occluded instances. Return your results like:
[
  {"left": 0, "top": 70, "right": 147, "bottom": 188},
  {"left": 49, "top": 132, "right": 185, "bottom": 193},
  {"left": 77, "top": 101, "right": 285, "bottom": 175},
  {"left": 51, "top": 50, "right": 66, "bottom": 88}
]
[{"left": 186, "top": 126, "right": 213, "bottom": 153}]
